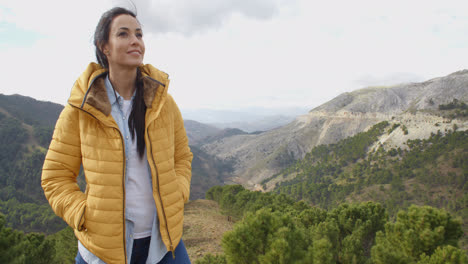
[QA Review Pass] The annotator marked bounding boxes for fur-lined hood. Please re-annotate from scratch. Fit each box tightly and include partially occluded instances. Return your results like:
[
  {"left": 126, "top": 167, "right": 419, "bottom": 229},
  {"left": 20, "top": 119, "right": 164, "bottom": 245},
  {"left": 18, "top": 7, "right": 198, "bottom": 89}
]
[{"left": 68, "top": 62, "right": 170, "bottom": 126}]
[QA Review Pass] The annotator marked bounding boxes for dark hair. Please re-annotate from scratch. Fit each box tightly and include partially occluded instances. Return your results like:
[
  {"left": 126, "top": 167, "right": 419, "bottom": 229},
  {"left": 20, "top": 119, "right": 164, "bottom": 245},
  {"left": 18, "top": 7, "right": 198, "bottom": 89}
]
[
  {"left": 94, "top": 7, "right": 147, "bottom": 159},
  {"left": 94, "top": 7, "right": 136, "bottom": 68}
]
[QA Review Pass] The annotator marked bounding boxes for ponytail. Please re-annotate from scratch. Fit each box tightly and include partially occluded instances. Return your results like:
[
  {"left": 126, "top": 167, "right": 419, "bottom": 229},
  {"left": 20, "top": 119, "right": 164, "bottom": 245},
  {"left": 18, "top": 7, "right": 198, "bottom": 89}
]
[{"left": 129, "top": 68, "right": 146, "bottom": 158}]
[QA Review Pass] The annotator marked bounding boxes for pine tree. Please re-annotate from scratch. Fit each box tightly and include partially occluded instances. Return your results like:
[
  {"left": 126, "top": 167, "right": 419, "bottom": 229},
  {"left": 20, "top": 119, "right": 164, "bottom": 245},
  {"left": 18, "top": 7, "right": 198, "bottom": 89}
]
[
  {"left": 371, "top": 205, "right": 464, "bottom": 263},
  {"left": 417, "top": 245, "right": 468, "bottom": 264}
]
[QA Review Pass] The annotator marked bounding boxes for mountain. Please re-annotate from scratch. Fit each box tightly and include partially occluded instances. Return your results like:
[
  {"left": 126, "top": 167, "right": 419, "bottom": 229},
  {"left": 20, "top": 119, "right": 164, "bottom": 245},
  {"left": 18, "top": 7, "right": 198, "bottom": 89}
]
[
  {"left": 0, "top": 94, "right": 63, "bottom": 127},
  {"left": 200, "top": 70, "right": 468, "bottom": 189},
  {"left": 184, "top": 120, "right": 221, "bottom": 145},
  {"left": 209, "top": 114, "right": 297, "bottom": 133},
  {"left": 181, "top": 107, "right": 309, "bottom": 133},
  {"left": 313, "top": 70, "right": 468, "bottom": 113}
]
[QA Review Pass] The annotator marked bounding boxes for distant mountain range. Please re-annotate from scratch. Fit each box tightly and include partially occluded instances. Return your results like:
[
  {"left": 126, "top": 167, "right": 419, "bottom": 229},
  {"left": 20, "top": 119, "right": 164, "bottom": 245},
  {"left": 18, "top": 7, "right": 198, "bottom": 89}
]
[{"left": 181, "top": 107, "right": 309, "bottom": 132}]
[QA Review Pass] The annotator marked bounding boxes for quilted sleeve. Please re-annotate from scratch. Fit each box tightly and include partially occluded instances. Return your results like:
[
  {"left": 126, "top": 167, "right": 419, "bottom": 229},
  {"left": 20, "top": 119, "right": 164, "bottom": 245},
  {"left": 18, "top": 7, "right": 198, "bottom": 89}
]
[
  {"left": 170, "top": 95, "right": 193, "bottom": 203},
  {"left": 41, "top": 104, "right": 86, "bottom": 231}
]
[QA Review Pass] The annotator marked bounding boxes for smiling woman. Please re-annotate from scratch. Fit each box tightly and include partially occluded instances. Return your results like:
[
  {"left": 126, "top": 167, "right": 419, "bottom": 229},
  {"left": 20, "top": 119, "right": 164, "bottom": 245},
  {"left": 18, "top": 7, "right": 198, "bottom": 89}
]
[{"left": 41, "top": 7, "right": 193, "bottom": 264}]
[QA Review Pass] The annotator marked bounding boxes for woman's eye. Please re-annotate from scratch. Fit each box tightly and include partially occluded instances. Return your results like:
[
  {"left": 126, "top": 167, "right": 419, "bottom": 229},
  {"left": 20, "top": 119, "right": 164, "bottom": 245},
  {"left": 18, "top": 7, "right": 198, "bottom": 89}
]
[
  {"left": 136, "top": 33, "right": 143, "bottom": 38},
  {"left": 118, "top": 32, "right": 128, "bottom": 37}
]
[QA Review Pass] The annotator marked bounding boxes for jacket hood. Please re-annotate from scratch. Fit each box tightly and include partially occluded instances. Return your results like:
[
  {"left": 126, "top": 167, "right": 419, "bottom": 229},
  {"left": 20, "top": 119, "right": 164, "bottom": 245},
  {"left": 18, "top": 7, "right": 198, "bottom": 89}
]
[{"left": 68, "top": 62, "right": 170, "bottom": 126}]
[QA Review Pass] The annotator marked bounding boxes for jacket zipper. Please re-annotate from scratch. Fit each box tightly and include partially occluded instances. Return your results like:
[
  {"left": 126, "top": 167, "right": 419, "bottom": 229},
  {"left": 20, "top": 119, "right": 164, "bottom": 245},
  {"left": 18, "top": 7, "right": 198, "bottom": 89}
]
[
  {"left": 70, "top": 104, "right": 129, "bottom": 264},
  {"left": 147, "top": 129, "right": 175, "bottom": 257},
  {"left": 69, "top": 104, "right": 96, "bottom": 233},
  {"left": 117, "top": 129, "right": 127, "bottom": 264}
]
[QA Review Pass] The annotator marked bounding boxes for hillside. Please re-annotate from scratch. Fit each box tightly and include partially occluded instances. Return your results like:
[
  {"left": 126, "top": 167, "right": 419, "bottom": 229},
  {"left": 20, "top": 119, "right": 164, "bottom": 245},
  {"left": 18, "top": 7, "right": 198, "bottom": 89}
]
[
  {"left": 190, "top": 145, "right": 234, "bottom": 199},
  {"left": 184, "top": 120, "right": 221, "bottom": 145},
  {"left": 200, "top": 70, "right": 468, "bottom": 189},
  {"left": 0, "top": 94, "right": 63, "bottom": 127},
  {"left": 261, "top": 122, "right": 468, "bottom": 249}
]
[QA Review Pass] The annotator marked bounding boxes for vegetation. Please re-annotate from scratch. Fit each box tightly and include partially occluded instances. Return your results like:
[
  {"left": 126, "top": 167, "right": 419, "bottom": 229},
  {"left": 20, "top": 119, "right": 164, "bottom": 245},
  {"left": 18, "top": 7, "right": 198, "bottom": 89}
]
[
  {"left": 438, "top": 99, "right": 468, "bottom": 119},
  {"left": 267, "top": 121, "right": 391, "bottom": 209},
  {"left": 372, "top": 205, "right": 464, "bottom": 263},
  {"left": 47, "top": 227, "right": 77, "bottom": 264},
  {"left": 0, "top": 214, "right": 57, "bottom": 264},
  {"left": 201, "top": 185, "right": 466, "bottom": 264},
  {"left": 0, "top": 113, "right": 67, "bottom": 235},
  {"left": 271, "top": 123, "right": 467, "bottom": 230},
  {"left": 200, "top": 120, "right": 468, "bottom": 263}
]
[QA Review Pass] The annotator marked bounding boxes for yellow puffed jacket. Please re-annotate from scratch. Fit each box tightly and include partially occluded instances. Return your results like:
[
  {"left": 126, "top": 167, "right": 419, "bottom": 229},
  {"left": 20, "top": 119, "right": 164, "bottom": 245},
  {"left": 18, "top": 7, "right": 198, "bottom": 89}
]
[{"left": 41, "top": 63, "right": 193, "bottom": 264}]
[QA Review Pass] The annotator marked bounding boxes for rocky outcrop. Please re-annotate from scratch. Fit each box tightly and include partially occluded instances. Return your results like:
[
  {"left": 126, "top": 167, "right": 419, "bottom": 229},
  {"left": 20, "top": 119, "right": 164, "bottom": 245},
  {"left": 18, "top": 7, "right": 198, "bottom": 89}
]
[{"left": 313, "top": 70, "right": 468, "bottom": 114}]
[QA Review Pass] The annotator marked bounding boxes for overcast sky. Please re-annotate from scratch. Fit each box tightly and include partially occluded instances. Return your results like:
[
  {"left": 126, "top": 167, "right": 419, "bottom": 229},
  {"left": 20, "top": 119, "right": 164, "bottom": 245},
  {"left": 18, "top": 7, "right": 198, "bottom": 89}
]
[{"left": 1, "top": 0, "right": 468, "bottom": 112}]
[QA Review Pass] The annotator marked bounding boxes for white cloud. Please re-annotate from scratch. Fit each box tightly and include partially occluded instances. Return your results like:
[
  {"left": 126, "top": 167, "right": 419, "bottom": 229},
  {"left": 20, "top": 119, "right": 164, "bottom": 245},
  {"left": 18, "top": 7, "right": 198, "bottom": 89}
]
[
  {"left": 127, "top": 0, "right": 287, "bottom": 35},
  {"left": 1, "top": 0, "right": 468, "bottom": 110}
]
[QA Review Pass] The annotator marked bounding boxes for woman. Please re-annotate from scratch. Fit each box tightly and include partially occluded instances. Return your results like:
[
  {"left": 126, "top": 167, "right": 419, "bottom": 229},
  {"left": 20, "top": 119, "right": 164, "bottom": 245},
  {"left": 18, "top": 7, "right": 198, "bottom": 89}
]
[{"left": 41, "top": 7, "right": 193, "bottom": 264}]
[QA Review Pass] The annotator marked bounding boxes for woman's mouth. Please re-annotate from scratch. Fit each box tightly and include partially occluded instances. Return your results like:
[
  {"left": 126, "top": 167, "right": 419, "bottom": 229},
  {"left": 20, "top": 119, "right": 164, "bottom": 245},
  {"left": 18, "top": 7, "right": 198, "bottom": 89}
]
[{"left": 128, "top": 50, "right": 141, "bottom": 55}]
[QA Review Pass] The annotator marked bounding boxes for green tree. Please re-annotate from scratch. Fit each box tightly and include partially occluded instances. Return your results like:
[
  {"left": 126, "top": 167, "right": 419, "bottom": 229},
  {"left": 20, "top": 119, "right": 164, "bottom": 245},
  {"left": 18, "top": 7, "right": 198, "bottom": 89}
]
[
  {"left": 417, "top": 245, "right": 468, "bottom": 264},
  {"left": 371, "top": 205, "right": 464, "bottom": 263},
  {"left": 0, "top": 214, "right": 24, "bottom": 263},
  {"left": 23, "top": 233, "right": 56, "bottom": 264},
  {"left": 0, "top": 214, "right": 57, "bottom": 264},
  {"left": 304, "top": 238, "right": 334, "bottom": 264},
  {"left": 222, "top": 208, "right": 307, "bottom": 264},
  {"left": 47, "top": 226, "right": 77, "bottom": 264}
]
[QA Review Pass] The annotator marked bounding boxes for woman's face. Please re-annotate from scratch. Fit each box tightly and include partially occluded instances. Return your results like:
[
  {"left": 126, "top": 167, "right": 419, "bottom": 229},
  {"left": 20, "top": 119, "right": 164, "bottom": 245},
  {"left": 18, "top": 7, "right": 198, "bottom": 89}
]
[{"left": 103, "top": 14, "right": 145, "bottom": 69}]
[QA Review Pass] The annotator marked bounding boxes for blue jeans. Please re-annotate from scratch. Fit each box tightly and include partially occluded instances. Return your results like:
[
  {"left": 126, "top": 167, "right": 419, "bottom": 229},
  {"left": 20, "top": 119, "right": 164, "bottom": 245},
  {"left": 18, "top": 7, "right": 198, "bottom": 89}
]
[{"left": 75, "top": 239, "right": 191, "bottom": 264}]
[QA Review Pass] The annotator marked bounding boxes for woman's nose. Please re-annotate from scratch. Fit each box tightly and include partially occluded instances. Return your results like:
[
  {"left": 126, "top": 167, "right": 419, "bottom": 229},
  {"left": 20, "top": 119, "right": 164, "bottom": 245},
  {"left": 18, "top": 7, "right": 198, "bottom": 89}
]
[{"left": 130, "top": 35, "right": 141, "bottom": 45}]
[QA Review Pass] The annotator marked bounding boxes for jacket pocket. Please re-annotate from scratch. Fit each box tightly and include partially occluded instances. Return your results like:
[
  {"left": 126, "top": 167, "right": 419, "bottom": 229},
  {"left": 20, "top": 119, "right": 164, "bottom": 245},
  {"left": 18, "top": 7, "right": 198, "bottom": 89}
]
[{"left": 77, "top": 185, "right": 89, "bottom": 231}]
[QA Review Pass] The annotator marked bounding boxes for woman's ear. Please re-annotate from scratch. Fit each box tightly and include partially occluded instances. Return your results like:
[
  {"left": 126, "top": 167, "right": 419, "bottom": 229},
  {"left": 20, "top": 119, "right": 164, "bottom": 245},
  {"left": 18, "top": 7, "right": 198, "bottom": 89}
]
[{"left": 98, "top": 42, "right": 109, "bottom": 56}]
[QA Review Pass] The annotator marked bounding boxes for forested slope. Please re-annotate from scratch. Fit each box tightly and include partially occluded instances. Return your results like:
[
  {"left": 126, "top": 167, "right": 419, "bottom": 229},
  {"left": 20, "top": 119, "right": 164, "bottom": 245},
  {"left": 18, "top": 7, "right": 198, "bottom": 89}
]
[
  {"left": 0, "top": 110, "right": 64, "bottom": 234},
  {"left": 199, "top": 184, "right": 467, "bottom": 263},
  {"left": 262, "top": 121, "right": 467, "bottom": 246},
  {"left": 195, "top": 119, "right": 468, "bottom": 263}
]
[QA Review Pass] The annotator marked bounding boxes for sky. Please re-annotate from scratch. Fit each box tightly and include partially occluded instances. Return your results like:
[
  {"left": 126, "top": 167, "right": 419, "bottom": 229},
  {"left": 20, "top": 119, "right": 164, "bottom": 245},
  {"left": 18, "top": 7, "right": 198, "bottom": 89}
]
[{"left": 1, "top": 0, "right": 468, "bottom": 112}]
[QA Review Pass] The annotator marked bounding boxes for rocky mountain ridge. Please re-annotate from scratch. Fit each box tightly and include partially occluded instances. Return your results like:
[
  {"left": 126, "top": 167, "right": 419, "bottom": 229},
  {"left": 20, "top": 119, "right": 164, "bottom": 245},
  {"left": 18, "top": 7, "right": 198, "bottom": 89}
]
[
  {"left": 315, "top": 69, "right": 468, "bottom": 114},
  {"left": 200, "top": 70, "right": 468, "bottom": 189}
]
